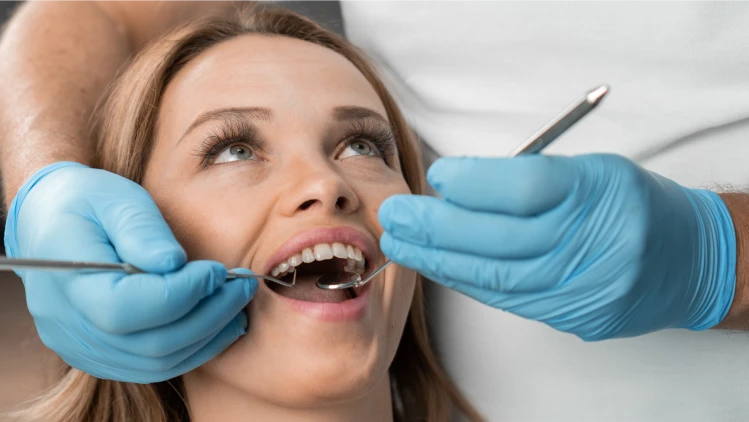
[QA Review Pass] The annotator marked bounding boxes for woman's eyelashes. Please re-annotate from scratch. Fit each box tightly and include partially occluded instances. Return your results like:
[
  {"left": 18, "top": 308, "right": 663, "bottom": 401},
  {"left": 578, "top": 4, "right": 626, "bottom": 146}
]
[
  {"left": 193, "top": 119, "right": 264, "bottom": 167},
  {"left": 194, "top": 118, "right": 398, "bottom": 167},
  {"left": 336, "top": 119, "right": 398, "bottom": 162}
]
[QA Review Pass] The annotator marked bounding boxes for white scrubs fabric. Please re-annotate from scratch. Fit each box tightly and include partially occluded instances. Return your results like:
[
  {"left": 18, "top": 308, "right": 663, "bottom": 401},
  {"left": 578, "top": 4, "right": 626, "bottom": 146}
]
[{"left": 342, "top": 2, "right": 749, "bottom": 421}]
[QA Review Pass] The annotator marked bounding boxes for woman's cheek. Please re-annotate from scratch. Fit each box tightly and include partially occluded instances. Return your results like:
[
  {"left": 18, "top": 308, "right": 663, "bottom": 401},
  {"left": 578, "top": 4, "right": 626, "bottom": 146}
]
[
  {"left": 388, "top": 268, "right": 417, "bottom": 347},
  {"left": 339, "top": 158, "right": 405, "bottom": 185}
]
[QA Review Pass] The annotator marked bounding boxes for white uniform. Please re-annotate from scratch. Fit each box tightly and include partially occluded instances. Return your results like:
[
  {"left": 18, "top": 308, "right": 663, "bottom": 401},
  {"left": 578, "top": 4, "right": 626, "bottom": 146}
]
[{"left": 342, "top": 2, "right": 749, "bottom": 421}]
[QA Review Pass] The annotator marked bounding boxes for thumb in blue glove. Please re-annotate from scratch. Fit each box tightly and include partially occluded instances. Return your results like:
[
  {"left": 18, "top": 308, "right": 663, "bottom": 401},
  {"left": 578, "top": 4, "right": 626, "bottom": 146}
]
[
  {"left": 379, "top": 154, "right": 736, "bottom": 340},
  {"left": 6, "top": 162, "right": 257, "bottom": 383}
]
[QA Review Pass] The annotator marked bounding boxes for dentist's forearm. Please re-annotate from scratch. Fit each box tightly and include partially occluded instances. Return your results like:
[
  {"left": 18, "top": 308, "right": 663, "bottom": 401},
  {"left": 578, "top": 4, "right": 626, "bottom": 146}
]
[
  {"left": 0, "top": 1, "right": 236, "bottom": 206},
  {"left": 715, "top": 193, "right": 749, "bottom": 330},
  {"left": 0, "top": 2, "right": 129, "bottom": 206}
]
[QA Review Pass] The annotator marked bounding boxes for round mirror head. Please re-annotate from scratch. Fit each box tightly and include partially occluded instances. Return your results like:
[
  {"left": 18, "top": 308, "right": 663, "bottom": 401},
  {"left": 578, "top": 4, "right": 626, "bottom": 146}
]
[{"left": 315, "top": 271, "right": 362, "bottom": 290}]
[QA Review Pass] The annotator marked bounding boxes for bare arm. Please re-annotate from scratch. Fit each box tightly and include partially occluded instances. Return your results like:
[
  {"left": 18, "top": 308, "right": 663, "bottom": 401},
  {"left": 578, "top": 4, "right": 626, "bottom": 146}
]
[
  {"left": 716, "top": 193, "right": 749, "bottom": 330},
  {"left": 0, "top": 1, "right": 237, "bottom": 206}
]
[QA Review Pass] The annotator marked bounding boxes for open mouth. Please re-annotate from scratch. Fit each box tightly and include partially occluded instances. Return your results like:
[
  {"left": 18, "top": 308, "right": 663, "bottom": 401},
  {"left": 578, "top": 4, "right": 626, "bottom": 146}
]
[{"left": 265, "top": 243, "right": 370, "bottom": 303}]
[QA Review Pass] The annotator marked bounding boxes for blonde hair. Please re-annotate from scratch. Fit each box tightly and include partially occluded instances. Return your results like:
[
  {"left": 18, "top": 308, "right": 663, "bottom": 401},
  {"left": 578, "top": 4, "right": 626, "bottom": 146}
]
[{"left": 15, "top": 6, "right": 483, "bottom": 422}]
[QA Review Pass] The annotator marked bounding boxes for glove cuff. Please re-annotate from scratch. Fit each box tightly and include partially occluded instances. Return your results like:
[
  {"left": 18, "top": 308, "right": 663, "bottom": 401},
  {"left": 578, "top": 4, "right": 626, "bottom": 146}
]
[
  {"left": 4, "top": 162, "right": 90, "bottom": 257},
  {"left": 683, "top": 188, "right": 737, "bottom": 331}
]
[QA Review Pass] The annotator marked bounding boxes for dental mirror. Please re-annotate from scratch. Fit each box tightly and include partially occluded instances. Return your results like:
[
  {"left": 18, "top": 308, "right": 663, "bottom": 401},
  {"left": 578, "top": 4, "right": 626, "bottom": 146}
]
[{"left": 316, "top": 260, "right": 393, "bottom": 290}]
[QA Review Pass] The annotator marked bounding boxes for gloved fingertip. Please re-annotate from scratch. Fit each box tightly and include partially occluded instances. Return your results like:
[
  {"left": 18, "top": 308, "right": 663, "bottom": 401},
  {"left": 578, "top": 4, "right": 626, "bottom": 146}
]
[
  {"left": 240, "top": 278, "right": 258, "bottom": 301},
  {"left": 226, "top": 311, "right": 250, "bottom": 337},
  {"left": 379, "top": 232, "right": 398, "bottom": 259},
  {"left": 377, "top": 197, "right": 398, "bottom": 230},
  {"left": 379, "top": 196, "right": 430, "bottom": 244},
  {"left": 181, "top": 261, "right": 228, "bottom": 297},
  {"left": 228, "top": 268, "right": 258, "bottom": 300},
  {"left": 379, "top": 195, "right": 421, "bottom": 229},
  {"left": 156, "top": 247, "right": 188, "bottom": 271},
  {"left": 246, "top": 279, "right": 258, "bottom": 299},
  {"left": 136, "top": 246, "right": 187, "bottom": 274},
  {"left": 208, "top": 261, "right": 228, "bottom": 279},
  {"left": 426, "top": 157, "right": 466, "bottom": 191},
  {"left": 426, "top": 158, "right": 447, "bottom": 190},
  {"left": 228, "top": 267, "right": 252, "bottom": 275},
  {"left": 241, "top": 311, "right": 249, "bottom": 334}
]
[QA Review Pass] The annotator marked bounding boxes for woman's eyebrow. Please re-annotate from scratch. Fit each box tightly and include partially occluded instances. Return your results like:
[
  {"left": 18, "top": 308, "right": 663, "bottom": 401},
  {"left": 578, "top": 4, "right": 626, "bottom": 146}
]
[
  {"left": 333, "top": 106, "right": 388, "bottom": 124},
  {"left": 178, "top": 107, "right": 273, "bottom": 144}
]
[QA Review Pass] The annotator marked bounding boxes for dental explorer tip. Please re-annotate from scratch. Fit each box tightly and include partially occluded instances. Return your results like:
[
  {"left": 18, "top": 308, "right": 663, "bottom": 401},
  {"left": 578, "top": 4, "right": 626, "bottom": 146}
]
[{"left": 586, "top": 84, "right": 609, "bottom": 105}]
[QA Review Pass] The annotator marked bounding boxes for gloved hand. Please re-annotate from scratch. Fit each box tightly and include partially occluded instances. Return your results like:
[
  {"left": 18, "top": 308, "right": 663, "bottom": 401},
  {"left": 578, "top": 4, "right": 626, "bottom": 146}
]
[
  {"left": 379, "top": 154, "right": 736, "bottom": 340},
  {"left": 5, "top": 162, "right": 257, "bottom": 383}
]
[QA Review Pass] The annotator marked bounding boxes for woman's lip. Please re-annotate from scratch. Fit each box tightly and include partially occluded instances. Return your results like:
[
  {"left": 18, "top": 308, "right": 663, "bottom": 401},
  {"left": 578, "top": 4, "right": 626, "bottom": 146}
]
[
  {"left": 263, "top": 226, "right": 377, "bottom": 274},
  {"left": 267, "top": 280, "right": 372, "bottom": 322}
]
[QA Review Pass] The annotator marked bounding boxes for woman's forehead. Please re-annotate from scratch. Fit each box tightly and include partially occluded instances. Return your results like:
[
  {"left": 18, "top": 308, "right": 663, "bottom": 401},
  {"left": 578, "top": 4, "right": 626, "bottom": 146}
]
[{"left": 159, "top": 34, "right": 387, "bottom": 132}]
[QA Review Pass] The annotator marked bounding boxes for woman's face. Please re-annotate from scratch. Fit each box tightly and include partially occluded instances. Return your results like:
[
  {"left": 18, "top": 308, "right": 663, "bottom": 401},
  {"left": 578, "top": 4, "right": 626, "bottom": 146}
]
[{"left": 142, "top": 35, "right": 416, "bottom": 408}]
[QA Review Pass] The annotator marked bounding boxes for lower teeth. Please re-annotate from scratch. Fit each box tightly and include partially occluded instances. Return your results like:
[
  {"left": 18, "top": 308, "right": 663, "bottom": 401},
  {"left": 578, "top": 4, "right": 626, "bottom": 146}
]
[
  {"left": 266, "top": 275, "right": 352, "bottom": 303},
  {"left": 344, "top": 258, "right": 356, "bottom": 272}
]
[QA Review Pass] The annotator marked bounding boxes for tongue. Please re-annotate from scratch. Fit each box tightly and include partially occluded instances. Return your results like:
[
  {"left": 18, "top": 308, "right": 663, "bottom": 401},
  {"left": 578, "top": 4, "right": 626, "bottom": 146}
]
[{"left": 272, "top": 273, "right": 349, "bottom": 303}]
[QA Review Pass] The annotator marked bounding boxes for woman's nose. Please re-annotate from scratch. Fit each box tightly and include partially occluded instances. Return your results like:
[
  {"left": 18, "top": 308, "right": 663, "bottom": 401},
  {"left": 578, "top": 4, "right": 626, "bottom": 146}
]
[{"left": 278, "top": 161, "right": 360, "bottom": 217}]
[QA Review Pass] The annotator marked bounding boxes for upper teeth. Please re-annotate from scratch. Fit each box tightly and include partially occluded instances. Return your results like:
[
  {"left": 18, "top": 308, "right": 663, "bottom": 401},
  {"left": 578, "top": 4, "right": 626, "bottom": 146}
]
[{"left": 271, "top": 243, "right": 366, "bottom": 278}]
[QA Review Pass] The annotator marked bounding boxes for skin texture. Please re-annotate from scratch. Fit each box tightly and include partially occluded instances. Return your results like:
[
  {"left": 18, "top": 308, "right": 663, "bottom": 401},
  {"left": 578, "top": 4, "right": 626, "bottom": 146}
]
[
  {"left": 141, "top": 35, "right": 417, "bottom": 421},
  {"left": 717, "top": 193, "right": 749, "bottom": 330}
]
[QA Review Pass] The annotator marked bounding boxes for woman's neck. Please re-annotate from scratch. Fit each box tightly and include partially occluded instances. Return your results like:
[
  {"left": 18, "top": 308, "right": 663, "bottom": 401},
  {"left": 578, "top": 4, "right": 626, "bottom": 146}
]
[{"left": 183, "top": 370, "right": 394, "bottom": 422}]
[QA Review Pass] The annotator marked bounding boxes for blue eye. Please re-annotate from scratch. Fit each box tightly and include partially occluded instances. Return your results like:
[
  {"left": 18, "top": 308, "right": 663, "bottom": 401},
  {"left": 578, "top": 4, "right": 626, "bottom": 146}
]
[
  {"left": 339, "top": 140, "right": 379, "bottom": 159},
  {"left": 214, "top": 144, "right": 255, "bottom": 164}
]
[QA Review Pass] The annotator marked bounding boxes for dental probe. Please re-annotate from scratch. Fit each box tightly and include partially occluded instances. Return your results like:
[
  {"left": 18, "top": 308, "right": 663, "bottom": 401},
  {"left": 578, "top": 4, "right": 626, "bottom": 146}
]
[
  {"left": 315, "top": 84, "right": 610, "bottom": 292},
  {"left": 509, "top": 84, "right": 608, "bottom": 156},
  {"left": 0, "top": 256, "right": 296, "bottom": 288}
]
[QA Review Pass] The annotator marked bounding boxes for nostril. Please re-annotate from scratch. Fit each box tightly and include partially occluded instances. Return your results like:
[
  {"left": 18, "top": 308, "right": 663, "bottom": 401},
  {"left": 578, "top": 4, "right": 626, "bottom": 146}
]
[
  {"left": 296, "top": 196, "right": 353, "bottom": 213},
  {"left": 299, "top": 200, "right": 315, "bottom": 211}
]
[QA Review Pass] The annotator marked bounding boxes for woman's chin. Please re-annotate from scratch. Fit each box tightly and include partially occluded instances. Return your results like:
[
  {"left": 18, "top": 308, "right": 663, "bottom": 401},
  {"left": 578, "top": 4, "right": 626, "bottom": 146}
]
[
  {"left": 280, "top": 359, "right": 388, "bottom": 406},
  {"left": 194, "top": 304, "right": 389, "bottom": 409},
  {"left": 196, "top": 338, "right": 389, "bottom": 409}
]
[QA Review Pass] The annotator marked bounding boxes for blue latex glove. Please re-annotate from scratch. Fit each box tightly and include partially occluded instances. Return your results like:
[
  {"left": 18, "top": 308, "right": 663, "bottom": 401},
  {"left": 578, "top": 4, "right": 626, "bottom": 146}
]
[
  {"left": 379, "top": 154, "right": 736, "bottom": 340},
  {"left": 5, "top": 162, "right": 257, "bottom": 383}
]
